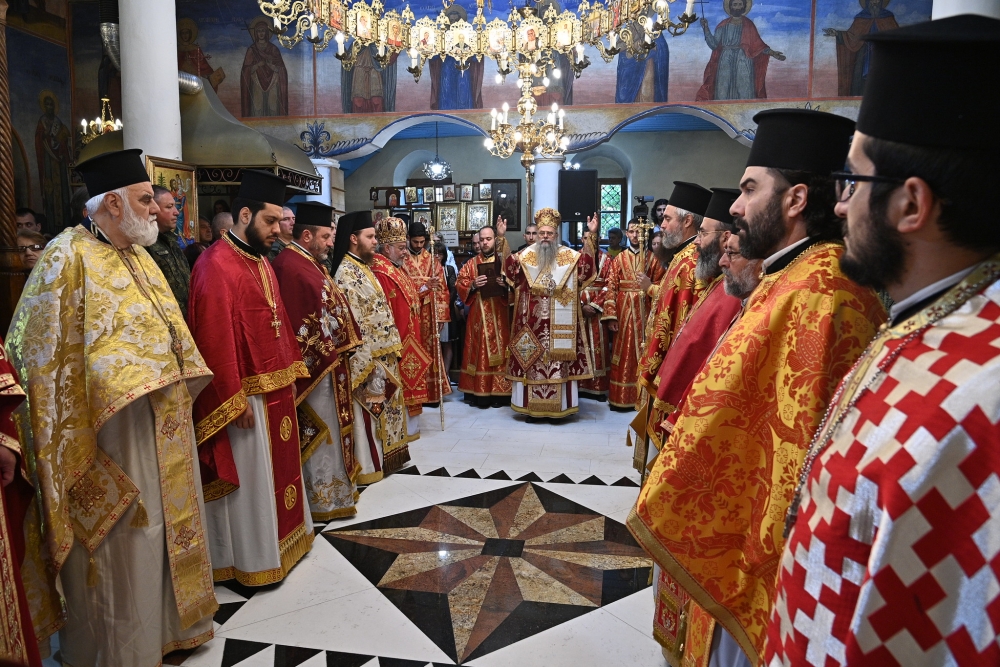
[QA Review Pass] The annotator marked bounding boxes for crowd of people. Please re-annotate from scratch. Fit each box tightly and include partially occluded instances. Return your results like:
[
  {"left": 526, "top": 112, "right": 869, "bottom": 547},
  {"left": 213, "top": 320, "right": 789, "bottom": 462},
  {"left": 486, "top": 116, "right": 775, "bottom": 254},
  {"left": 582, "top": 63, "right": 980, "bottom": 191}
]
[{"left": 0, "top": 14, "right": 996, "bottom": 667}]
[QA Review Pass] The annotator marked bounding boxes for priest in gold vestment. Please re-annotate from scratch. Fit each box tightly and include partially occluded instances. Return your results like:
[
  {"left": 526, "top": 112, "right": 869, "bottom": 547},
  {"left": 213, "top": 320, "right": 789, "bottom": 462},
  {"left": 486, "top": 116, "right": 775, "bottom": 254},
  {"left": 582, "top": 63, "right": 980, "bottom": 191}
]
[
  {"left": 628, "top": 111, "right": 887, "bottom": 667},
  {"left": 9, "top": 150, "right": 217, "bottom": 667},
  {"left": 504, "top": 208, "right": 596, "bottom": 418},
  {"left": 333, "top": 211, "right": 410, "bottom": 483}
]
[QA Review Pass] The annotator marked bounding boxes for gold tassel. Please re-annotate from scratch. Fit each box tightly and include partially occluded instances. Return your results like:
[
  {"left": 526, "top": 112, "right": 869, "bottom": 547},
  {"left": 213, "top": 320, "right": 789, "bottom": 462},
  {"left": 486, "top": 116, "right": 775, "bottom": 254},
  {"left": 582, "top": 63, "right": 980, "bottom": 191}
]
[
  {"left": 626, "top": 429, "right": 633, "bottom": 448},
  {"left": 130, "top": 499, "right": 149, "bottom": 528},
  {"left": 87, "top": 557, "right": 98, "bottom": 587}
]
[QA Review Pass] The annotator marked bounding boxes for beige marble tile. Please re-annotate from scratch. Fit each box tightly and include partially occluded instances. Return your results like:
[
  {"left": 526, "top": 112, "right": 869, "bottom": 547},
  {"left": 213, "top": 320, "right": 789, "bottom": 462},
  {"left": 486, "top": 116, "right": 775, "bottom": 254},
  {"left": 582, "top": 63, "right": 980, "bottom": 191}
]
[
  {"left": 508, "top": 485, "right": 547, "bottom": 538},
  {"left": 440, "top": 505, "right": 501, "bottom": 539},
  {"left": 448, "top": 557, "right": 500, "bottom": 660},
  {"left": 379, "top": 549, "right": 485, "bottom": 586},
  {"left": 509, "top": 557, "right": 597, "bottom": 607},
  {"left": 522, "top": 549, "right": 652, "bottom": 571},
  {"left": 524, "top": 517, "right": 605, "bottom": 545},
  {"left": 336, "top": 527, "right": 484, "bottom": 545}
]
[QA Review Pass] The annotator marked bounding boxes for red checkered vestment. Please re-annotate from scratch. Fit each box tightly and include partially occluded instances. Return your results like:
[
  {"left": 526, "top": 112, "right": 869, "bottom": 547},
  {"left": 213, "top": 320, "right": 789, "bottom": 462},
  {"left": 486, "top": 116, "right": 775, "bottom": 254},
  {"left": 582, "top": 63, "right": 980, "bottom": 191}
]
[{"left": 767, "top": 259, "right": 1000, "bottom": 666}]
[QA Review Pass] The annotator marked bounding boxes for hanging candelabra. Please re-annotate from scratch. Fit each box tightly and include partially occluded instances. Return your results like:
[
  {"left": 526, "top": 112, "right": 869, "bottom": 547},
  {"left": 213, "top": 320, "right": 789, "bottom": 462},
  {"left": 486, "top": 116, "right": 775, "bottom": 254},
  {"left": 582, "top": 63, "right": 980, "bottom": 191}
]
[{"left": 79, "top": 97, "right": 122, "bottom": 145}]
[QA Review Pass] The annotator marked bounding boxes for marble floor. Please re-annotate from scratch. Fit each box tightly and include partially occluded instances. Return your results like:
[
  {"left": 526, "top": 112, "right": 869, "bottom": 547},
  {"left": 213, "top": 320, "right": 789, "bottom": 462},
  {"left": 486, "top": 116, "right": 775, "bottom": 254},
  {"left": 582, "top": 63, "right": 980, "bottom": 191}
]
[{"left": 168, "top": 393, "right": 664, "bottom": 667}]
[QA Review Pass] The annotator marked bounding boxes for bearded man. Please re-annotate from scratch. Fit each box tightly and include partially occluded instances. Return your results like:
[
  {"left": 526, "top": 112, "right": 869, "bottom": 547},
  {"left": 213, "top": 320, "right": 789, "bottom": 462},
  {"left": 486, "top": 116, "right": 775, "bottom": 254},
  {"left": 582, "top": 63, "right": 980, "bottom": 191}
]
[
  {"left": 628, "top": 110, "right": 887, "bottom": 667},
  {"left": 403, "top": 222, "right": 451, "bottom": 407},
  {"left": 601, "top": 217, "right": 666, "bottom": 409},
  {"left": 332, "top": 211, "right": 410, "bottom": 483},
  {"left": 768, "top": 17, "right": 1000, "bottom": 665},
  {"left": 372, "top": 216, "right": 428, "bottom": 441},
  {"left": 456, "top": 225, "right": 512, "bottom": 408},
  {"left": 504, "top": 208, "right": 595, "bottom": 419},
  {"left": 10, "top": 149, "right": 217, "bottom": 665},
  {"left": 189, "top": 170, "right": 313, "bottom": 586},
  {"left": 271, "top": 202, "right": 364, "bottom": 522}
]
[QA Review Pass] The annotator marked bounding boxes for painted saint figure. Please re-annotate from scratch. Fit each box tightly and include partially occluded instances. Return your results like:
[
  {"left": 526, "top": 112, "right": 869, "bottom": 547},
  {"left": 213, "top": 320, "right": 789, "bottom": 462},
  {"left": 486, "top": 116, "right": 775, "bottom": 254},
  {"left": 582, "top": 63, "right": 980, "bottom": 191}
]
[
  {"left": 178, "top": 18, "right": 226, "bottom": 92},
  {"left": 429, "top": 4, "right": 484, "bottom": 110},
  {"left": 823, "top": 0, "right": 899, "bottom": 96},
  {"left": 342, "top": 45, "right": 398, "bottom": 113},
  {"left": 615, "top": 19, "right": 669, "bottom": 103},
  {"left": 696, "top": 0, "right": 784, "bottom": 101},
  {"left": 241, "top": 17, "right": 289, "bottom": 117},
  {"left": 33, "top": 91, "right": 72, "bottom": 232}
]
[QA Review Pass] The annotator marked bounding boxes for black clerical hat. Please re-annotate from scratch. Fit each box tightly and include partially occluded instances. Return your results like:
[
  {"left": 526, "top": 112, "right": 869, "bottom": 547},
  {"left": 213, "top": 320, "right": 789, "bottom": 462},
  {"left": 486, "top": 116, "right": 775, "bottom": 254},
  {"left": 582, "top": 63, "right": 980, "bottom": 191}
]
[
  {"left": 295, "top": 202, "right": 334, "bottom": 227},
  {"left": 408, "top": 221, "right": 429, "bottom": 238},
  {"left": 858, "top": 14, "right": 1000, "bottom": 150},
  {"left": 747, "top": 109, "right": 855, "bottom": 174},
  {"left": 237, "top": 170, "right": 288, "bottom": 206},
  {"left": 75, "top": 149, "right": 149, "bottom": 195},
  {"left": 668, "top": 182, "right": 712, "bottom": 216},
  {"left": 330, "top": 210, "right": 374, "bottom": 275},
  {"left": 704, "top": 188, "right": 740, "bottom": 225}
]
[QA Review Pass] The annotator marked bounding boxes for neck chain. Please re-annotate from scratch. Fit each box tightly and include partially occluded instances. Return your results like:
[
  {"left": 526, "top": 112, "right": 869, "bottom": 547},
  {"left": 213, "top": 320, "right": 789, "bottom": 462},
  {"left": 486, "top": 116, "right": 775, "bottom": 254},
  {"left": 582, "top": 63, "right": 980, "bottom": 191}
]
[
  {"left": 225, "top": 234, "right": 282, "bottom": 338},
  {"left": 113, "top": 245, "right": 187, "bottom": 372}
]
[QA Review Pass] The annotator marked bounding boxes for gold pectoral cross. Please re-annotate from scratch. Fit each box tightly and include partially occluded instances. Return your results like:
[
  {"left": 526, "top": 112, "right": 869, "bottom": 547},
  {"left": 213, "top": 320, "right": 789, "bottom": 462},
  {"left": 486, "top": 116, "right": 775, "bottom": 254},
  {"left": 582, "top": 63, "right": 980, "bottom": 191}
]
[
  {"left": 271, "top": 309, "right": 282, "bottom": 338},
  {"left": 167, "top": 322, "right": 185, "bottom": 373}
]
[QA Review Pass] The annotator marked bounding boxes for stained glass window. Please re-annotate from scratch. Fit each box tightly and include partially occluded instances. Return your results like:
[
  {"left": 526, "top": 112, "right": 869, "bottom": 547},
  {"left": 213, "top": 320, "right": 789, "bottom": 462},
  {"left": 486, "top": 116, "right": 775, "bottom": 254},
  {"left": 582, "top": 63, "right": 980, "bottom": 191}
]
[{"left": 598, "top": 180, "right": 626, "bottom": 239}]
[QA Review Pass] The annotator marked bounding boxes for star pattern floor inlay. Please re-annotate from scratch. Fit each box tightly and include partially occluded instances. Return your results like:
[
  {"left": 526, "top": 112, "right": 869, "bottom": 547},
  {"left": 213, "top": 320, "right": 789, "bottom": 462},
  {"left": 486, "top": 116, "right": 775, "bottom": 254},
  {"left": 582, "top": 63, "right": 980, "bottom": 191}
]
[{"left": 323, "top": 482, "right": 653, "bottom": 664}]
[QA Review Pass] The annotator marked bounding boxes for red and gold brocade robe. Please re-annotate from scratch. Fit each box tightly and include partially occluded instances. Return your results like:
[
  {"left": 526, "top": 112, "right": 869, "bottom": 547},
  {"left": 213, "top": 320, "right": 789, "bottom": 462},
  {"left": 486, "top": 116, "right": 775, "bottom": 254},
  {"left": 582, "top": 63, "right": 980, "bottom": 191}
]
[
  {"left": 372, "top": 254, "right": 430, "bottom": 415},
  {"left": 504, "top": 244, "right": 596, "bottom": 418},
  {"left": 580, "top": 248, "right": 612, "bottom": 397},
  {"left": 402, "top": 249, "right": 451, "bottom": 403},
  {"left": 456, "top": 254, "right": 512, "bottom": 397},
  {"left": 767, "top": 259, "right": 1000, "bottom": 667},
  {"left": 271, "top": 243, "right": 363, "bottom": 482},
  {"left": 601, "top": 248, "right": 666, "bottom": 408},
  {"left": 628, "top": 241, "right": 886, "bottom": 666},
  {"left": 189, "top": 235, "right": 309, "bottom": 541},
  {"left": 0, "top": 346, "right": 41, "bottom": 667}
]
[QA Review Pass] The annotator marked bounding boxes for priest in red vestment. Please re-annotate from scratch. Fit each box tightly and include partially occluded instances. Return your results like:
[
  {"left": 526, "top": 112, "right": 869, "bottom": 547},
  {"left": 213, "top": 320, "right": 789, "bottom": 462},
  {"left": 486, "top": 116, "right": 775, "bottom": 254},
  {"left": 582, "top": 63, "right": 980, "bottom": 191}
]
[
  {"left": 505, "top": 208, "right": 596, "bottom": 419},
  {"left": 601, "top": 218, "right": 667, "bottom": 409},
  {"left": 0, "top": 343, "right": 41, "bottom": 667},
  {"left": 456, "top": 225, "right": 512, "bottom": 408},
  {"left": 768, "top": 18, "right": 1000, "bottom": 666},
  {"left": 403, "top": 222, "right": 451, "bottom": 407},
  {"left": 579, "top": 229, "right": 612, "bottom": 400},
  {"left": 372, "top": 216, "right": 429, "bottom": 440},
  {"left": 189, "top": 170, "right": 312, "bottom": 585},
  {"left": 272, "top": 202, "right": 364, "bottom": 522}
]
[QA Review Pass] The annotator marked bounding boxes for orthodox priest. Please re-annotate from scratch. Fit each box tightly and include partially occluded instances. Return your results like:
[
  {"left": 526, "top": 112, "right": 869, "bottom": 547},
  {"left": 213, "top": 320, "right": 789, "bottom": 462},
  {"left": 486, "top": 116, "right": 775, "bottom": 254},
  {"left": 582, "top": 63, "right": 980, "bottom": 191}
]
[
  {"left": 505, "top": 208, "right": 595, "bottom": 418},
  {"left": 628, "top": 110, "right": 887, "bottom": 667},
  {"left": 601, "top": 217, "right": 666, "bottom": 409},
  {"left": 271, "top": 202, "right": 364, "bottom": 522},
  {"left": 456, "top": 225, "right": 512, "bottom": 408},
  {"left": 579, "top": 227, "right": 612, "bottom": 400},
  {"left": 10, "top": 149, "right": 217, "bottom": 665},
  {"left": 403, "top": 222, "right": 451, "bottom": 407},
  {"left": 372, "top": 216, "right": 429, "bottom": 440},
  {"left": 768, "top": 16, "right": 1000, "bottom": 665},
  {"left": 332, "top": 211, "right": 410, "bottom": 483},
  {"left": 189, "top": 170, "right": 313, "bottom": 586}
]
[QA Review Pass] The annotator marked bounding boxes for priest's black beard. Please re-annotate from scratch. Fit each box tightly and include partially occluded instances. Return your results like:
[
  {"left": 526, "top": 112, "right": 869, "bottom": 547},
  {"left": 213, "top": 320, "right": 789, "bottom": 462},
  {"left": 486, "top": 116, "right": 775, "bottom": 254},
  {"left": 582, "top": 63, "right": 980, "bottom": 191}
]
[
  {"left": 839, "top": 195, "right": 905, "bottom": 291},
  {"left": 246, "top": 218, "right": 273, "bottom": 255},
  {"left": 695, "top": 238, "right": 724, "bottom": 282},
  {"left": 735, "top": 193, "right": 785, "bottom": 260}
]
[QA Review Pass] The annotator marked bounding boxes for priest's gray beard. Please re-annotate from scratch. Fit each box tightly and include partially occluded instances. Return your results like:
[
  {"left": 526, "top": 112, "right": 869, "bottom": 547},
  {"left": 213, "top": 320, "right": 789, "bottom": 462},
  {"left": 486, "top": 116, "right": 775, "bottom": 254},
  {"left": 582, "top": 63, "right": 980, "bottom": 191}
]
[
  {"left": 694, "top": 237, "right": 724, "bottom": 282},
  {"left": 537, "top": 238, "right": 557, "bottom": 274},
  {"left": 120, "top": 197, "right": 159, "bottom": 246}
]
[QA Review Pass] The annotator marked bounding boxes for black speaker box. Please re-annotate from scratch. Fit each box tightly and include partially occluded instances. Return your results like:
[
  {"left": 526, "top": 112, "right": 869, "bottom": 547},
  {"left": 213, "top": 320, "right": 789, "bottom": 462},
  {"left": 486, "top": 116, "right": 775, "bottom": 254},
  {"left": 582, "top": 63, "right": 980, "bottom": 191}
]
[{"left": 558, "top": 169, "right": 598, "bottom": 223}]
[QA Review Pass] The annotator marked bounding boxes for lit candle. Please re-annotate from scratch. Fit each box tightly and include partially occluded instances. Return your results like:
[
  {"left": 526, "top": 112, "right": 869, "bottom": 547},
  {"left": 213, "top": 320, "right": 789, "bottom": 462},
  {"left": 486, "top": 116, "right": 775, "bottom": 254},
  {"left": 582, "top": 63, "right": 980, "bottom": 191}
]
[
  {"left": 336, "top": 31, "right": 345, "bottom": 55},
  {"left": 310, "top": 20, "right": 319, "bottom": 40},
  {"left": 609, "top": 32, "right": 618, "bottom": 48},
  {"left": 81, "top": 119, "right": 87, "bottom": 130},
  {"left": 575, "top": 43, "right": 584, "bottom": 60},
  {"left": 273, "top": 16, "right": 281, "bottom": 30},
  {"left": 502, "top": 102, "right": 509, "bottom": 124},
  {"left": 490, "top": 108, "right": 498, "bottom": 130},
  {"left": 551, "top": 102, "right": 559, "bottom": 112},
  {"left": 685, "top": 0, "right": 695, "bottom": 16},
  {"left": 558, "top": 108, "right": 565, "bottom": 129},
  {"left": 548, "top": 112, "right": 555, "bottom": 125}
]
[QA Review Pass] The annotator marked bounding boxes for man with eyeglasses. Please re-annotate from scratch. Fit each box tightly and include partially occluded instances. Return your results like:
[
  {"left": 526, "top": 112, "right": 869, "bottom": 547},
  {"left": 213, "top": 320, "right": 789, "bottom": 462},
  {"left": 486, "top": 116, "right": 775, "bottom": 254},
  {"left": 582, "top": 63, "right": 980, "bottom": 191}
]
[
  {"left": 629, "top": 109, "right": 887, "bottom": 667},
  {"left": 767, "top": 15, "right": 1000, "bottom": 666}
]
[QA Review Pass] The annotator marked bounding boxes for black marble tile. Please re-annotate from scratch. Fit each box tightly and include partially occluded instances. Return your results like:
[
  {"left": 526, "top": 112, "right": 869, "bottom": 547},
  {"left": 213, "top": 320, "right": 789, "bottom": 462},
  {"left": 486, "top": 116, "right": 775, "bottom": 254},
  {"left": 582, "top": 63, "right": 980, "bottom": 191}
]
[
  {"left": 325, "top": 650, "right": 377, "bottom": 667},
  {"left": 533, "top": 484, "right": 600, "bottom": 516},
  {"left": 379, "top": 659, "right": 433, "bottom": 667},
  {"left": 380, "top": 589, "right": 458, "bottom": 663},
  {"left": 323, "top": 535, "right": 405, "bottom": 587},
  {"left": 463, "top": 602, "right": 592, "bottom": 663},
  {"left": 579, "top": 475, "right": 608, "bottom": 486},
  {"left": 221, "top": 638, "right": 270, "bottom": 667},
  {"left": 274, "top": 645, "right": 323, "bottom": 666},
  {"left": 601, "top": 567, "right": 654, "bottom": 606},
  {"left": 485, "top": 470, "right": 512, "bottom": 480},
  {"left": 213, "top": 601, "right": 246, "bottom": 627},
  {"left": 424, "top": 467, "right": 450, "bottom": 477},
  {"left": 545, "top": 473, "right": 575, "bottom": 484},
  {"left": 454, "top": 469, "right": 481, "bottom": 478},
  {"left": 217, "top": 579, "right": 273, "bottom": 600},
  {"left": 480, "top": 538, "right": 525, "bottom": 558},
  {"left": 441, "top": 483, "right": 523, "bottom": 510},
  {"left": 395, "top": 466, "right": 421, "bottom": 476},
  {"left": 611, "top": 476, "right": 640, "bottom": 487},
  {"left": 604, "top": 517, "right": 643, "bottom": 547},
  {"left": 515, "top": 472, "right": 543, "bottom": 482}
]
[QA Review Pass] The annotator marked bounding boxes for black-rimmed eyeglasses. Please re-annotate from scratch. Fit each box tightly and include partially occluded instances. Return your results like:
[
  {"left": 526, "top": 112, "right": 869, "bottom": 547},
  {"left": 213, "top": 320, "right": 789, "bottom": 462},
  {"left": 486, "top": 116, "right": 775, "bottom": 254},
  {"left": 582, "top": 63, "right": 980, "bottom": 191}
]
[
  {"left": 832, "top": 171, "right": 905, "bottom": 201},
  {"left": 17, "top": 244, "right": 44, "bottom": 252}
]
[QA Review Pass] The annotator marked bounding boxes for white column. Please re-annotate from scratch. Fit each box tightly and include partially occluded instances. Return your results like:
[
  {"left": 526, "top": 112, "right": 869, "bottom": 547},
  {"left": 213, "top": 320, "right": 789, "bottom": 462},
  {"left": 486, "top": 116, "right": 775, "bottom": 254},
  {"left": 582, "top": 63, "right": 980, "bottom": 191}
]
[
  {"left": 532, "top": 157, "right": 566, "bottom": 238},
  {"left": 308, "top": 158, "right": 345, "bottom": 211},
  {"left": 932, "top": 0, "right": 1000, "bottom": 18},
  {"left": 120, "top": 0, "right": 182, "bottom": 160}
]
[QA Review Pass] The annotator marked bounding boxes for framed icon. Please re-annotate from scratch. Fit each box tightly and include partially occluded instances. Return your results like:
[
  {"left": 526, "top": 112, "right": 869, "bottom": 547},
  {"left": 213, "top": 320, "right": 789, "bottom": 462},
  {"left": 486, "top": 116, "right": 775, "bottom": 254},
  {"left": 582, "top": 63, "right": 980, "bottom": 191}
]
[
  {"left": 146, "top": 156, "right": 197, "bottom": 240},
  {"left": 386, "top": 188, "right": 401, "bottom": 208},
  {"left": 459, "top": 184, "right": 474, "bottom": 202},
  {"left": 464, "top": 201, "right": 493, "bottom": 231},
  {"left": 476, "top": 182, "right": 492, "bottom": 201},
  {"left": 442, "top": 184, "right": 456, "bottom": 202},
  {"left": 435, "top": 203, "right": 462, "bottom": 231},
  {"left": 404, "top": 186, "right": 419, "bottom": 205},
  {"left": 487, "top": 179, "right": 521, "bottom": 231},
  {"left": 423, "top": 186, "right": 435, "bottom": 203},
  {"left": 372, "top": 208, "right": 389, "bottom": 223}
]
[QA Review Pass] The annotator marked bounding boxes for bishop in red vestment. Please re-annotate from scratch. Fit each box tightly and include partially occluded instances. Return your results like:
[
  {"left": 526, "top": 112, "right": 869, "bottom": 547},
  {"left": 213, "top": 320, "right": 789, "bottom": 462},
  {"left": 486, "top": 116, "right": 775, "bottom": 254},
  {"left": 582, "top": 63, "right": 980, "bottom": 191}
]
[
  {"left": 272, "top": 202, "right": 364, "bottom": 522},
  {"left": 768, "top": 20, "right": 1000, "bottom": 666},
  {"left": 189, "top": 171, "right": 312, "bottom": 585},
  {"left": 372, "top": 216, "right": 429, "bottom": 439},
  {"left": 403, "top": 222, "right": 451, "bottom": 405},
  {"left": 456, "top": 225, "right": 512, "bottom": 407}
]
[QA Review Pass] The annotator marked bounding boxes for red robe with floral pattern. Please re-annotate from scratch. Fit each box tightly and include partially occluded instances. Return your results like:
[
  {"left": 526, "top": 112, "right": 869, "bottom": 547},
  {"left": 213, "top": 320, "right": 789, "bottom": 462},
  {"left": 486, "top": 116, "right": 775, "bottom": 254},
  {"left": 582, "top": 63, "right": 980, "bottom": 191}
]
[
  {"left": 402, "top": 249, "right": 451, "bottom": 403},
  {"left": 372, "top": 254, "right": 430, "bottom": 416},
  {"left": 767, "top": 259, "right": 1000, "bottom": 667},
  {"left": 580, "top": 247, "right": 612, "bottom": 397},
  {"left": 456, "top": 254, "right": 512, "bottom": 397}
]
